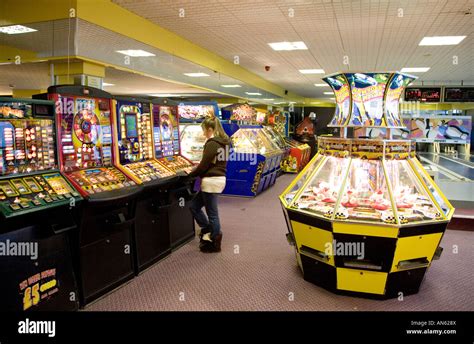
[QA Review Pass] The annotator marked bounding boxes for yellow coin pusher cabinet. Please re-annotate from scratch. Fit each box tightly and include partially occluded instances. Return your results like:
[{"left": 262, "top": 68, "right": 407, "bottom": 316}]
[{"left": 280, "top": 72, "right": 454, "bottom": 299}]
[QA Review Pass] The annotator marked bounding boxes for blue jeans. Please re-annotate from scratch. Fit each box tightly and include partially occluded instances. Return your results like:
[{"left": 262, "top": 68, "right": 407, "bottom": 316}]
[{"left": 190, "top": 191, "right": 221, "bottom": 238}]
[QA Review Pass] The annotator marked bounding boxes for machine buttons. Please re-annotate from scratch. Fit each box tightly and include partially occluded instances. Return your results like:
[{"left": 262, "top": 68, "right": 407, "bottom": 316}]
[{"left": 10, "top": 204, "right": 21, "bottom": 211}]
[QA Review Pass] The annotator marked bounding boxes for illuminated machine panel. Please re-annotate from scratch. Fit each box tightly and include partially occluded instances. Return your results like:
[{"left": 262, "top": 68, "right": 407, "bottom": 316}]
[
  {"left": 115, "top": 99, "right": 174, "bottom": 182},
  {"left": 0, "top": 98, "right": 81, "bottom": 218},
  {"left": 55, "top": 93, "right": 137, "bottom": 197},
  {"left": 152, "top": 104, "right": 193, "bottom": 174}
]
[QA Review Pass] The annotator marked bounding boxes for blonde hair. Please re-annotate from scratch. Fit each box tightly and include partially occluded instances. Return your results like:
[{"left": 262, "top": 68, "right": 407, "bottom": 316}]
[{"left": 202, "top": 116, "right": 229, "bottom": 140}]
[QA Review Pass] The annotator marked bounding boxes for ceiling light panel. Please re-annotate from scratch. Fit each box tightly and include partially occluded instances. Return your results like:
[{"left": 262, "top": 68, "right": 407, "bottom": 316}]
[
  {"left": 401, "top": 67, "right": 430, "bottom": 73},
  {"left": 0, "top": 25, "right": 37, "bottom": 34},
  {"left": 299, "top": 69, "right": 325, "bottom": 74},
  {"left": 268, "top": 41, "right": 308, "bottom": 51},
  {"left": 184, "top": 72, "right": 210, "bottom": 77},
  {"left": 419, "top": 36, "right": 466, "bottom": 46},
  {"left": 116, "top": 49, "right": 156, "bottom": 57}
]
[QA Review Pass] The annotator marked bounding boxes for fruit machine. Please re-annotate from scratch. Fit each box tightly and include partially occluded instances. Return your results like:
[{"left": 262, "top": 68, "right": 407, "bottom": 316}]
[
  {"left": 113, "top": 96, "right": 178, "bottom": 273},
  {"left": 34, "top": 85, "right": 143, "bottom": 306},
  {"left": 280, "top": 72, "right": 454, "bottom": 299},
  {"left": 151, "top": 100, "right": 196, "bottom": 248},
  {"left": 0, "top": 97, "right": 82, "bottom": 311},
  {"left": 178, "top": 101, "right": 220, "bottom": 164}
]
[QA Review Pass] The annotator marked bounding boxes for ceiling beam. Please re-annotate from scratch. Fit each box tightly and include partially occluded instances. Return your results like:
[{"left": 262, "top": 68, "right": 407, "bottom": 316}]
[{"left": 74, "top": 0, "right": 305, "bottom": 103}]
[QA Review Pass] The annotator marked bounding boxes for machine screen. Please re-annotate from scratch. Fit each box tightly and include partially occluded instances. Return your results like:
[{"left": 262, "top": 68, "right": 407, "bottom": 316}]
[{"left": 125, "top": 114, "right": 138, "bottom": 138}]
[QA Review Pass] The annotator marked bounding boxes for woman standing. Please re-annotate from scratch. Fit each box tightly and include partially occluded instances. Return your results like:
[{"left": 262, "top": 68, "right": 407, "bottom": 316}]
[{"left": 187, "top": 116, "right": 230, "bottom": 253}]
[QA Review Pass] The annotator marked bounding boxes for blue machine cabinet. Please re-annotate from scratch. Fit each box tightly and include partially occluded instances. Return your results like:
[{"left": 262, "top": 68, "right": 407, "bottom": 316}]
[{"left": 222, "top": 122, "right": 284, "bottom": 197}]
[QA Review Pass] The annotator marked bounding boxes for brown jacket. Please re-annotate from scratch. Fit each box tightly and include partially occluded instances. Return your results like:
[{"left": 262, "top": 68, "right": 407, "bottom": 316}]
[{"left": 188, "top": 136, "right": 229, "bottom": 178}]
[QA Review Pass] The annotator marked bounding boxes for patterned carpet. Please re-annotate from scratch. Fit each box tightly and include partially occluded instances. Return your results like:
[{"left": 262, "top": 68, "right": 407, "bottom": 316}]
[{"left": 86, "top": 174, "right": 474, "bottom": 311}]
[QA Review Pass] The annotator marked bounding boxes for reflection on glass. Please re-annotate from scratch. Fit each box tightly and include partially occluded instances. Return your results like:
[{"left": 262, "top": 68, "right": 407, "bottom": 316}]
[
  {"left": 179, "top": 124, "right": 207, "bottom": 163},
  {"left": 410, "top": 158, "right": 450, "bottom": 216},
  {"left": 385, "top": 160, "right": 440, "bottom": 223},
  {"left": 262, "top": 126, "right": 287, "bottom": 149},
  {"left": 291, "top": 156, "right": 350, "bottom": 218},
  {"left": 231, "top": 128, "right": 279, "bottom": 155},
  {"left": 231, "top": 129, "right": 255, "bottom": 154},
  {"left": 283, "top": 155, "right": 323, "bottom": 205}
]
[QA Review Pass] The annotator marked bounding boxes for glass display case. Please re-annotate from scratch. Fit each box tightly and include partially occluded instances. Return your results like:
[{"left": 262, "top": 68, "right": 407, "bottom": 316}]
[
  {"left": 262, "top": 126, "right": 289, "bottom": 151},
  {"left": 231, "top": 128, "right": 280, "bottom": 156},
  {"left": 222, "top": 124, "right": 283, "bottom": 197},
  {"left": 284, "top": 147, "right": 448, "bottom": 226}
]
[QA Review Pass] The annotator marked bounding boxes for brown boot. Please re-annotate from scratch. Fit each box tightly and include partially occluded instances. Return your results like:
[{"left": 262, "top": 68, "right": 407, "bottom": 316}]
[{"left": 213, "top": 233, "right": 222, "bottom": 252}]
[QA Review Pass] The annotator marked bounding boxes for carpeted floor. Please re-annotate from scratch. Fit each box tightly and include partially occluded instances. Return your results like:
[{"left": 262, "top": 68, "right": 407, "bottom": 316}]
[{"left": 86, "top": 174, "right": 474, "bottom": 311}]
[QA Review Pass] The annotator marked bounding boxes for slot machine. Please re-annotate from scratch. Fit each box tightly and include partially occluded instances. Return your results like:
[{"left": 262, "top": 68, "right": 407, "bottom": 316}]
[
  {"left": 113, "top": 96, "right": 179, "bottom": 272},
  {"left": 0, "top": 97, "right": 81, "bottom": 311},
  {"left": 34, "top": 86, "right": 143, "bottom": 306},
  {"left": 151, "top": 101, "right": 196, "bottom": 248}
]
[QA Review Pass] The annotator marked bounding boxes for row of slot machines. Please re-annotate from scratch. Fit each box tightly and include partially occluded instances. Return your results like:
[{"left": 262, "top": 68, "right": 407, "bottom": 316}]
[{"left": 0, "top": 85, "right": 196, "bottom": 310}]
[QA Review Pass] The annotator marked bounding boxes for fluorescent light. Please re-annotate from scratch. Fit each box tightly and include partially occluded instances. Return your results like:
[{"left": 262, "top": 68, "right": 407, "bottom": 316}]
[
  {"left": 245, "top": 92, "right": 262, "bottom": 96},
  {"left": 221, "top": 84, "right": 241, "bottom": 88},
  {"left": 268, "top": 41, "right": 308, "bottom": 51},
  {"left": 274, "top": 102, "right": 285, "bottom": 105},
  {"left": 401, "top": 67, "right": 430, "bottom": 73},
  {"left": 150, "top": 94, "right": 180, "bottom": 97},
  {"left": 184, "top": 73, "right": 209, "bottom": 77},
  {"left": 419, "top": 36, "right": 466, "bottom": 46},
  {"left": 323, "top": 92, "right": 334, "bottom": 95},
  {"left": 116, "top": 49, "right": 155, "bottom": 57},
  {"left": 102, "top": 83, "right": 115, "bottom": 86},
  {"left": 314, "top": 83, "right": 329, "bottom": 87},
  {"left": 299, "top": 69, "right": 325, "bottom": 74},
  {"left": 263, "top": 98, "right": 275, "bottom": 101},
  {"left": 311, "top": 102, "right": 321, "bottom": 104},
  {"left": 0, "top": 25, "right": 37, "bottom": 34}
]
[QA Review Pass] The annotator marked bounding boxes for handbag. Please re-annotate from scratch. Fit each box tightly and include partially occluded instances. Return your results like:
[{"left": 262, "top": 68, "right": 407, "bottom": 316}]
[{"left": 201, "top": 176, "right": 226, "bottom": 194}]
